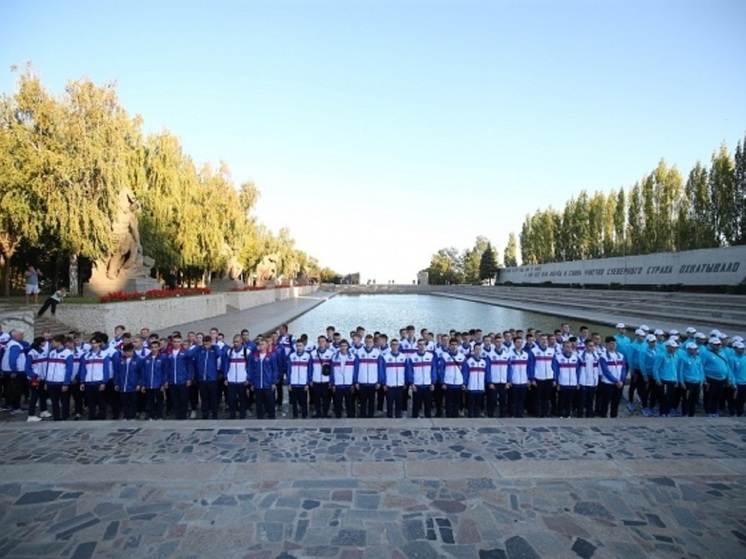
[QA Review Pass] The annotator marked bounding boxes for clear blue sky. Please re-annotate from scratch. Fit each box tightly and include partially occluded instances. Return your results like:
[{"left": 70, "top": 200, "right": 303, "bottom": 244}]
[{"left": 2, "top": 0, "right": 745, "bottom": 282}]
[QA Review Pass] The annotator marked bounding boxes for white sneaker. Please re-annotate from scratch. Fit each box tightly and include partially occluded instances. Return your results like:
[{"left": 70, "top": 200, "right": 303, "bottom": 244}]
[
  {"left": 190, "top": 410, "right": 197, "bottom": 419},
  {"left": 27, "top": 415, "right": 42, "bottom": 422},
  {"left": 40, "top": 411, "right": 53, "bottom": 419}
]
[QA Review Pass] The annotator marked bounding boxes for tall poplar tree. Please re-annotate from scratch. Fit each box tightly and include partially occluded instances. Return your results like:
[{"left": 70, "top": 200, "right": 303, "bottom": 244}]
[
  {"left": 504, "top": 233, "right": 518, "bottom": 267},
  {"left": 709, "top": 144, "right": 737, "bottom": 245}
]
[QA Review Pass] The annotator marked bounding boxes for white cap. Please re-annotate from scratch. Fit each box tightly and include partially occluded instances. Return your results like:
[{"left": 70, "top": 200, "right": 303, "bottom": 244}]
[
  {"left": 646, "top": 334, "right": 657, "bottom": 342},
  {"left": 733, "top": 336, "right": 744, "bottom": 343},
  {"left": 710, "top": 329, "right": 720, "bottom": 337},
  {"left": 616, "top": 323, "right": 626, "bottom": 329},
  {"left": 635, "top": 329, "right": 645, "bottom": 337},
  {"left": 654, "top": 329, "right": 665, "bottom": 336},
  {"left": 640, "top": 324, "right": 650, "bottom": 332},
  {"left": 709, "top": 337, "right": 722, "bottom": 345},
  {"left": 669, "top": 329, "right": 679, "bottom": 336},
  {"left": 685, "top": 342, "right": 698, "bottom": 350},
  {"left": 733, "top": 341, "right": 745, "bottom": 349},
  {"left": 665, "top": 339, "right": 679, "bottom": 348},
  {"left": 694, "top": 332, "right": 706, "bottom": 340},
  {"left": 670, "top": 334, "right": 679, "bottom": 341},
  {"left": 685, "top": 327, "right": 697, "bottom": 334},
  {"left": 718, "top": 332, "right": 728, "bottom": 339}
]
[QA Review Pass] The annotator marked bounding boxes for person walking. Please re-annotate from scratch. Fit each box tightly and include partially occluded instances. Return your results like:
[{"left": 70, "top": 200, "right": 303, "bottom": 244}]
[{"left": 38, "top": 287, "right": 66, "bottom": 317}]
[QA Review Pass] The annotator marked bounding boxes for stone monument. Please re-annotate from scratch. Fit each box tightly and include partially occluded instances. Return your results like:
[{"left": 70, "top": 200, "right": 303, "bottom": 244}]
[
  {"left": 256, "top": 254, "right": 279, "bottom": 287},
  {"left": 209, "top": 242, "right": 246, "bottom": 291},
  {"left": 84, "top": 188, "right": 161, "bottom": 297}
]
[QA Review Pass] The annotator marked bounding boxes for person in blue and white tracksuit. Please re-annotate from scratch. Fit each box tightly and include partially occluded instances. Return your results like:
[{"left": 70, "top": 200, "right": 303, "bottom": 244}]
[
  {"left": 406, "top": 339, "right": 437, "bottom": 418},
  {"left": 381, "top": 339, "right": 408, "bottom": 418},
  {"left": 330, "top": 339, "right": 358, "bottom": 419},
  {"left": 223, "top": 335, "right": 251, "bottom": 419},
  {"left": 507, "top": 337, "right": 534, "bottom": 418},
  {"left": 677, "top": 342, "right": 704, "bottom": 418},
  {"left": 439, "top": 338, "right": 467, "bottom": 418},
  {"left": 140, "top": 339, "right": 166, "bottom": 420},
  {"left": 249, "top": 339, "right": 279, "bottom": 420},
  {"left": 598, "top": 336, "right": 627, "bottom": 418},
  {"left": 287, "top": 340, "right": 312, "bottom": 419},
  {"left": 484, "top": 335, "right": 510, "bottom": 418},
  {"left": 531, "top": 334, "right": 556, "bottom": 418},
  {"left": 79, "top": 336, "right": 111, "bottom": 420},
  {"left": 653, "top": 339, "right": 679, "bottom": 417},
  {"left": 577, "top": 339, "right": 600, "bottom": 418},
  {"left": 193, "top": 336, "right": 222, "bottom": 419},
  {"left": 45, "top": 334, "right": 74, "bottom": 421},
  {"left": 113, "top": 343, "right": 142, "bottom": 420},
  {"left": 310, "top": 336, "right": 335, "bottom": 419},
  {"left": 553, "top": 340, "right": 580, "bottom": 418},
  {"left": 462, "top": 343, "right": 488, "bottom": 418},
  {"left": 24, "top": 337, "right": 48, "bottom": 422},
  {"left": 355, "top": 335, "right": 383, "bottom": 418},
  {"left": 163, "top": 334, "right": 194, "bottom": 420},
  {"left": 729, "top": 341, "right": 746, "bottom": 417},
  {"left": 1, "top": 330, "right": 27, "bottom": 415}
]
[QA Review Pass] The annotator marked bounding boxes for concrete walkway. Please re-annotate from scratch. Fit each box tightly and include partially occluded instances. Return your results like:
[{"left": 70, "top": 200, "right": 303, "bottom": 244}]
[
  {"left": 161, "top": 291, "right": 336, "bottom": 337},
  {"left": 1, "top": 417, "right": 744, "bottom": 558}
]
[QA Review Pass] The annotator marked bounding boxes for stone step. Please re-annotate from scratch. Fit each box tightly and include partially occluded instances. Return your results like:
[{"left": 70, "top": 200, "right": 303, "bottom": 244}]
[{"left": 34, "top": 314, "right": 79, "bottom": 338}]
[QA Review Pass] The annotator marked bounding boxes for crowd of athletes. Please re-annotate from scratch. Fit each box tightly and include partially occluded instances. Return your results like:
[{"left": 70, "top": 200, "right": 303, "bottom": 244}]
[{"left": 0, "top": 321, "right": 744, "bottom": 422}]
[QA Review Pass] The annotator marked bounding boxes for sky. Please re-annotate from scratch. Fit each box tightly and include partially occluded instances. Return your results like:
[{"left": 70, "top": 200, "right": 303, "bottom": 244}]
[{"left": 1, "top": 0, "right": 745, "bottom": 283}]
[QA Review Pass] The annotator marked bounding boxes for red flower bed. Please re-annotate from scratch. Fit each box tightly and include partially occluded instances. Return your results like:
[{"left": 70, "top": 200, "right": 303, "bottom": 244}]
[
  {"left": 100, "top": 287, "right": 210, "bottom": 303},
  {"left": 229, "top": 285, "right": 267, "bottom": 292}
]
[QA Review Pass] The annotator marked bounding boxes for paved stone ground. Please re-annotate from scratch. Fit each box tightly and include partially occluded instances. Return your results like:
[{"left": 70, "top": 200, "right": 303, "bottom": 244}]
[{"left": 1, "top": 418, "right": 744, "bottom": 559}]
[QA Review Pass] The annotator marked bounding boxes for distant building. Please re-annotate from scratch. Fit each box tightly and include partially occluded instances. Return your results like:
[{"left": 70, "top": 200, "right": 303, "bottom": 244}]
[{"left": 417, "top": 271, "right": 429, "bottom": 285}]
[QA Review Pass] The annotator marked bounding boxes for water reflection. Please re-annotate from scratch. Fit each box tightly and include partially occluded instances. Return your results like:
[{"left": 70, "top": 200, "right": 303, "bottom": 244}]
[{"left": 288, "top": 294, "right": 611, "bottom": 338}]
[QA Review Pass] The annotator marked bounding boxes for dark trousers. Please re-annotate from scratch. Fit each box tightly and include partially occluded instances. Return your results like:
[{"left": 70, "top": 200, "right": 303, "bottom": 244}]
[
  {"left": 333, "top": 386, "right": 355, "bottom": 418},
  {"left": 659, "top": 380, "right": 677, "bottom": 415},
  {"left": 120, "top": 391, "right": 138, "bottom": 419},
  {"left": 289, "top": 386, "right": 308, "bottom": 419},
  {"left": 510, "top": 385, "right": 528, "bottom": 418},
  {"left": 358, "top": 385, "right": 377, "bottom": 418},
  {"left": 199, "top": 380, "right": 219, "bottom": 419},
  {"left": 226, "top": 383, "right": 248, "bottom": 419},
  {"left": 599, "top": 383, "right": 623, "bottom": 418},
  {"left": 85, "top": 384, "right": 107, "bottom": 419},
  {"left": 467, "top": 391, "right": 484, "bottom": 418},
  {"left": 433, "top": 384, "right": 445, "bottom": 417},
  {"left": 630, "top": 370, "right": 648, "bottom": 408},
  {"left": 722, "top": 385, "right": 737, "bottom": 416},
  {"left": 312, "top": 382, "right": 331, "bottom": 418},
  {"left": 275, "top": 374, "right": 285, "bottom": 408},
  {"left": 444, "top": 386, "right": 462, "bottom": 418},
  {"left": 106, "top": 379, "right": 121, "bottom": 419},
  {"left": 411, "top": 386, "right": 432, "bottom": 418},
  {"left": 171, "top": 384, "right": 190, "bottom": 420},
  {"left": 47, "top": 384, "right": 69, "bottom": 421},
  {"left": 386, "top": 386, "right": 404, "bottom": 418},
  {"left": 144, "top": 388, "right": 164, "bottom": 419},
  {"left": 6, "top": 372, "right": 26, "bottom": 410},
  {"left": 703, "top": 377, "right": 725, "bottom": 415},
  {"left": 254, "top": 388, "right": 276, "bottom": 419},
  {"left": 189, "top": 380, "right": 199, "bottom": 412},
  {"left": 70, "top": 379, "right": 84, "bottom": 417},
  {"left": 376, "top": 385, "right": 386, "bottom": 412},
  {"left": 683, "top": 382, "right": 701, "bottom": 417},
  {"left": 580, "top": 386, "right": 597, "bottom": 418},
  {"left": 646, "top": 376, "right": 659, "bottom": 410},
  {"left": 37, "top": 297, "right": 59, "bottom": 316},
  {"left": 488, "top": 384, "right": 508, "bottom": 418},
  {"left": 534, "top": 379, "right": 553, "bottom": 418},
  {"left": 557, "top": 388, "right": 575, "bottom": 418},
  {"left": 28, "top": 382, "right": 40, "bottom": 416},
  {"left": 735, "top": 385, "right": 746, "bottom": 417}
]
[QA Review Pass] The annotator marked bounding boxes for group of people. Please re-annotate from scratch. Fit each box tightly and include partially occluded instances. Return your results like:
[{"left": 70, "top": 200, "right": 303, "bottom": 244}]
[{"left": 0, "top": 320, "right": 744, "bottom": 422}]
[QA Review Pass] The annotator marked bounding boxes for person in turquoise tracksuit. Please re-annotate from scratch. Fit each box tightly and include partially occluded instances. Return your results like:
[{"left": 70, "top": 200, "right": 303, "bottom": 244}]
[
  {"left": 677, "top": 342, "right": 704, "bottom": 417},
  {"left": 640, "top": 334, "right": 660, "bottom": 416},
  {"left": 700, "top": 337, "right": 731, "bottom": 418},
  {"left": 654, "top": 339, "right": 680, "bottom": 417},
  {"left": 728, "top": 341, "right": 746, "bottom": 417},
  {"left": 627, "top": 329, "right": 647, "bottom": 413}
]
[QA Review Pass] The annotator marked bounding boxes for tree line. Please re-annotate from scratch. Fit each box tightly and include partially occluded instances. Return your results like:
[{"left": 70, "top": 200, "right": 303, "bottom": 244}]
[
  {"left": 423, "top": 135, "right": 745, "bottom": 285},
  {"left": 0, "top": 66, "right": 336, "bottom": 295},
  {"left": 519, "top": 138, "right": 746, "bottom": 266}
]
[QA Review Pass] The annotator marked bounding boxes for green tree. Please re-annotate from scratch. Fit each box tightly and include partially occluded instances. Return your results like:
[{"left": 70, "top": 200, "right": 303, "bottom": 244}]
[
  {"left": 463, "top": 236, "right": 490, "bottom": 284},
  {"left": 519, "top": 215, "right": 535, "bottom": 265},
  {"left": 614, "top": 188, "right": 627, "bottom": 255},
  {"left": 427, "top": 247, "right": 464, "bottom": 284},
  {"left": 627, "top": 182, "right": 644, "bottom": 254},
  {"left": 588, "top": 191, "right": 606, "bottom": 259},
  {"left": 709, "top": 144, "right": 738, "bottom": 245},
  {"left": 478, "top": 242, "right": 499, "bottom": 283},
  {"left": 503, "top": 233, "right": 518, "bottom": 268},
  {"left": 734, "top": 136, "right": 746, "bottom": 244}
]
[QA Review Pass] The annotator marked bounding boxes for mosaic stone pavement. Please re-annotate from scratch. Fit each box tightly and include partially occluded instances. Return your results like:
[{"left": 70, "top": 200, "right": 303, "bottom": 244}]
[{"left": 1, "top": 419, "right": 745, "bottom": 558}]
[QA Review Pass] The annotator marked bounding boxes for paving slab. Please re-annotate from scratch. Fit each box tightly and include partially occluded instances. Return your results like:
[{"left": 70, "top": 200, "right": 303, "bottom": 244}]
[{"left": 1, "top": 418, "right": 744, "bottom": 558}]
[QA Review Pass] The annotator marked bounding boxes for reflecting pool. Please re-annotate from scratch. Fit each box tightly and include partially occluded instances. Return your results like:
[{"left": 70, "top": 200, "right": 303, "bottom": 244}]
[{"left": 287, "top": 294, "right": 610, "bottom": 338}]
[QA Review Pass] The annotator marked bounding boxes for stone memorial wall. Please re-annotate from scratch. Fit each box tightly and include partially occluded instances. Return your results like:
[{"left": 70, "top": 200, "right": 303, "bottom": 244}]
[{"left": 498, "top": 246, "right": 746, "bottom": 286}]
